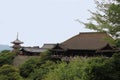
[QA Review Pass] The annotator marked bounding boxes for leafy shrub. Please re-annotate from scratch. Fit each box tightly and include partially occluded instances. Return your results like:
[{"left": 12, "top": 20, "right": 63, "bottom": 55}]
[
  {"left": 1, "top": 50, "right": 10, "bottom": 53},
  {"left": 0, "top": 51, "right": 17, "bottom": 67},
  {"left": 111, "top": 53, "right": 120, "bottom": 79},
  {"left": 43, "top": 57, "right": 85, "bottom": 80},
  {"left": 20, "top": 53, "right": 120, "bottom": 80},
  {"left": 19, "top": 58, "right": 38, "bottom": 78},
  {"left": 0, "top": 64, "right": 23, "bottom": 80},
  {"left": 43, "top": 56, "right": 120, "bottom": 80},
  {"left": 19, "top": 50, "right": 54, "bottom": 78},
  {"left": 81, "top": 57, "right": 116, "bottom": 80},
  {"left": 29, "top": 61, "right": 56, "bottom": 80}
]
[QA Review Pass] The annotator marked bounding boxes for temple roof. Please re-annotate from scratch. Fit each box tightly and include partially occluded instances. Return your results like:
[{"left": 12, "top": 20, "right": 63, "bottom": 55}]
[
  {"left": 61, "top": 32, "right": 114, "bottom": 50},
  {"left": 41, "top": 44, "right": 56, "bottom": 49},
  {"left": 20, "top": 44, "right": 56, "bottom": 54},
  {"left": 21, "top": 47, "right": 46, "bottom": 53}
]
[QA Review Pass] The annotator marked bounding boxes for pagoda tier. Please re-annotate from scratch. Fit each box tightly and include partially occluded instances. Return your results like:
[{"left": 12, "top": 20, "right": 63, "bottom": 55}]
[
  {"left": 11, "top": 39, "right": 23, "bottom": 44},
  {"left": 12, "top": 44, "right": 22, "bottom": 49},
  {"left": 11, "top": 33, "right": 23, "bottom": 51}
]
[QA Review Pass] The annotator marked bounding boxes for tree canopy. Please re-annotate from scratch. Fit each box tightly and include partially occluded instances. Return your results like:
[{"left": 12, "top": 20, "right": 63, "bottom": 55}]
[{"left": 81, "top": 0, "right": 120, "bottom": 38}]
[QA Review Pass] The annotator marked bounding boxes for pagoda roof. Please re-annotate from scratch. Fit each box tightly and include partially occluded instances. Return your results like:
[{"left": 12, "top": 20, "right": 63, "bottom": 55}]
[
  {"left": 11, "top": 39, "right": 23, "bottom": 44},
  {"left": 11, "top": 33, "right": 23, "bottom": 44}
]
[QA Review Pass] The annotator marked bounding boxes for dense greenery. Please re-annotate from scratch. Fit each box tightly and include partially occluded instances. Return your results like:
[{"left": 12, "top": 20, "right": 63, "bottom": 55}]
[
  {"left": 19, "top": 51, "right": 56, "bottom": 79},
  {"left": 0, "top": 50, "right": 120, "bottom": 80},
  {"left": 0, "top": 50, "right": 17, "bottom": 67},
  {"left": 0, "top": 50, "right": 22, "bottom": 80},
  {"left": 43, "top": 55, "right": 120, "bottom": 80},
  {"left": 0, "top": 65, "right": 23, "bottom": 80}
]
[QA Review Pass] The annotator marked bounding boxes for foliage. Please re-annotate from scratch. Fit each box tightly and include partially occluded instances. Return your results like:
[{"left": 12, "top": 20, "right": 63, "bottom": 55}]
[
  {"left": 43, "top": 62, "right": 69, "bottom": 80},
  {"left": 40, "top": 50, "right": 52, "bottom": 60},
  {"left": 43, "top": 55, "right": 120, "bottom": 80},
  {"left": 1, "top": 50, "right": 10, "bottom": 53},
  {"left": 111, "top": 53, "right": 120, "bottom": 79},
  {"left": 1, "top": 48, "right": 119, "bottom": 80},
  {"left": 29, "top": 61, "right": 56, "bottom": 80},
  {"left": 19, "top": 58, "right": 39, "bottom": 78},
  {"left": 19, "top": 50, "right": 54, "bottom": 78},
  {"left": 0, "top": 51, "right": 17, "bottom": 67},
  {"left": 44, "top": 57, "right": 86, "bottom": 80},
  {"left": 0, "top": 64, "right": 23, "bottom": 80},
  {"left": 81, "top": 57, "right": 117, "bottom": 80},
  {"left": 80, "top": 0, "right": 120, "bottom": 37},
  {"left": 114, "top": 38, "right": 120, "bottom": 47}
]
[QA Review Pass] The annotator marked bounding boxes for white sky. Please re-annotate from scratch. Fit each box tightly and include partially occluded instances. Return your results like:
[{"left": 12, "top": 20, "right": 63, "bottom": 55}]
[{"left": 0, "top": 0, "right": 96, "bottom": 47}]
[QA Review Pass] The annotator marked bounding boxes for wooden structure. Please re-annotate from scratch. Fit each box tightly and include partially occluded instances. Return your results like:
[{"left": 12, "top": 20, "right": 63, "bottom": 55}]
[
  {"left": 11, "top": 33, "right": 23, "bottom": 51},
  {"left": 20, "top": 46, "right": 45, "bottom": 56},
  {"left": 20, "top": 44, "right": 56, "bottom": 56},
  {"left": 12, "top": 32, "right": 119, "bottom": 57},
  {"left": 51, "top": 32, "right": 119, "bottom": 57}
]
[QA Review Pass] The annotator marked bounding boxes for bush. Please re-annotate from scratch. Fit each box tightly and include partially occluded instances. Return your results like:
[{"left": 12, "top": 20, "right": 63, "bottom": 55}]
[
  {"left": 0, "top": 52, "right": 17, "bottom": 67},
  {"left": 29, "top": 61, "right": 56, "bottom": 80},
  {"left": 20, "top": 53, "right": 120, "bottom": 80},
  {"left": 19, "top": 50, "right": 53, "bottom": 78},
  {"left": 0, "top": 65, "right": 23, "bottom": 80},
  {"left": 1, "top": 50, "right": 10, "bottom": 53},
  {"left": 19, "top": 58, "right": 38, "bottom": 78},
  {"left": 111, "top": 53, "right": 120, "bottom": 79},
  {"left": 43, "top": 57, "right": 85, "bottom": 80},
  {"left": 43, "top": 56, "right": 120, "bottom": 80},
  {"left": 81, "top": 57, "right": 116, "bottom": 80}
]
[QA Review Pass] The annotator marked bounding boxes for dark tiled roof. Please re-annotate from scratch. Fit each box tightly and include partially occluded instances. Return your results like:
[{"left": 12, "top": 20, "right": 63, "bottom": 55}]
[
  {"left": 41, "top": 44, "right": 56, "bottom": 49},
  {"left": 61, "top": 32, "right": 113, "bottom": 50},
  {"left": 21, "top": 44, "right": 56, "bottom": 53},
  {"left": 21, "top": 47, "right": 46, "bottom": 53}
]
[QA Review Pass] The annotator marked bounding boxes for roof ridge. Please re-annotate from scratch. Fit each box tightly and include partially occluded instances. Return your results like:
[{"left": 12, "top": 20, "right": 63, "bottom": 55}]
[
  {"left": 79, "top": 32, "right": 107, "bottom": 34},
  {"left": 43, "top": 43, "right": 56, "bottom": 45}
]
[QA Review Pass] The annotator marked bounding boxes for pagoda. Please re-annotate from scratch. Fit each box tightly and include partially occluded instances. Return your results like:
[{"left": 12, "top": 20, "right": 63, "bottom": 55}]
[{"left": 11, "top": 33, "right": 23, "bottom": 51}]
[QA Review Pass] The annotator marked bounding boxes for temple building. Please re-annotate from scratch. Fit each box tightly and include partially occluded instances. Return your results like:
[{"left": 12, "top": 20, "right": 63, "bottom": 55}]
[
  {"left": 50, "top": 32, "right": 120, "bottom": 57},
  {"left": 11, "top": 33, "right": 23, "bottom": 51},
  {"left": 11, "top": 32, "right": 120, "bottom": 57},
  {"left": 19, "top": 44, "right": 56, "bottom": 56},
  {"left": 20, "top": 46, "right": 44, "bottom": 56}
]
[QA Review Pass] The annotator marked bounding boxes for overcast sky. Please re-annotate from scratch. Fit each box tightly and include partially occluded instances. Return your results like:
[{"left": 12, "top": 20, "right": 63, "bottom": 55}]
[{"left": 0, "top": 0, "right": 96, "bottom": 47}]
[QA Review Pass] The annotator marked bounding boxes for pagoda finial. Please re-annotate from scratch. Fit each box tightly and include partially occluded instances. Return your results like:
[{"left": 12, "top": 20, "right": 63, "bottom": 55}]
[{"left": 17, "top": 32, "right": 18, "bottom": 40}]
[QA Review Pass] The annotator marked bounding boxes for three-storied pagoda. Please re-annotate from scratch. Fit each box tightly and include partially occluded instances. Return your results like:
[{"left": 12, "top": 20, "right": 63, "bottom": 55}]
[{"left": 11, "top": 33, "right": 23, "bottom": 51}]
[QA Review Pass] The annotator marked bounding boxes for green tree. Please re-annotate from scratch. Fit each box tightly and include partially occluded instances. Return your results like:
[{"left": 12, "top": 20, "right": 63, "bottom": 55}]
[
  {"left": 43, "top": 62, "right": 68, "bottom": 80},
  {"left": 80, "top": 0, "right": 120, "bottom": 38},
  {"left": 0, "top": 65, "right": 23, "bottom": 80},
  {"left": 43, "top": 56, "right": 120, "bottom": 80},
  {"left": 0, "top": 52, "right": 17, "bottom": 67},
  {"left": 111, "top": 53, "right": 120, "bottom": 79},
  {"left": 29, "top": 61, "right": 56, "bottom": 80},
  {"left": 44, "top": 57, "right": 87, "bottom": 80},
  {"left": 1, "top": 50, "right": 10, "bottom": 53},
  {"left": 19, "top": 50, "right": 53, "bottom": 78},
  {"left": 19, "top": 58, "right": 38, "bottom": 78},
  {"left": 81, "top": 57, "right": 117, "bottom": 80}
]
